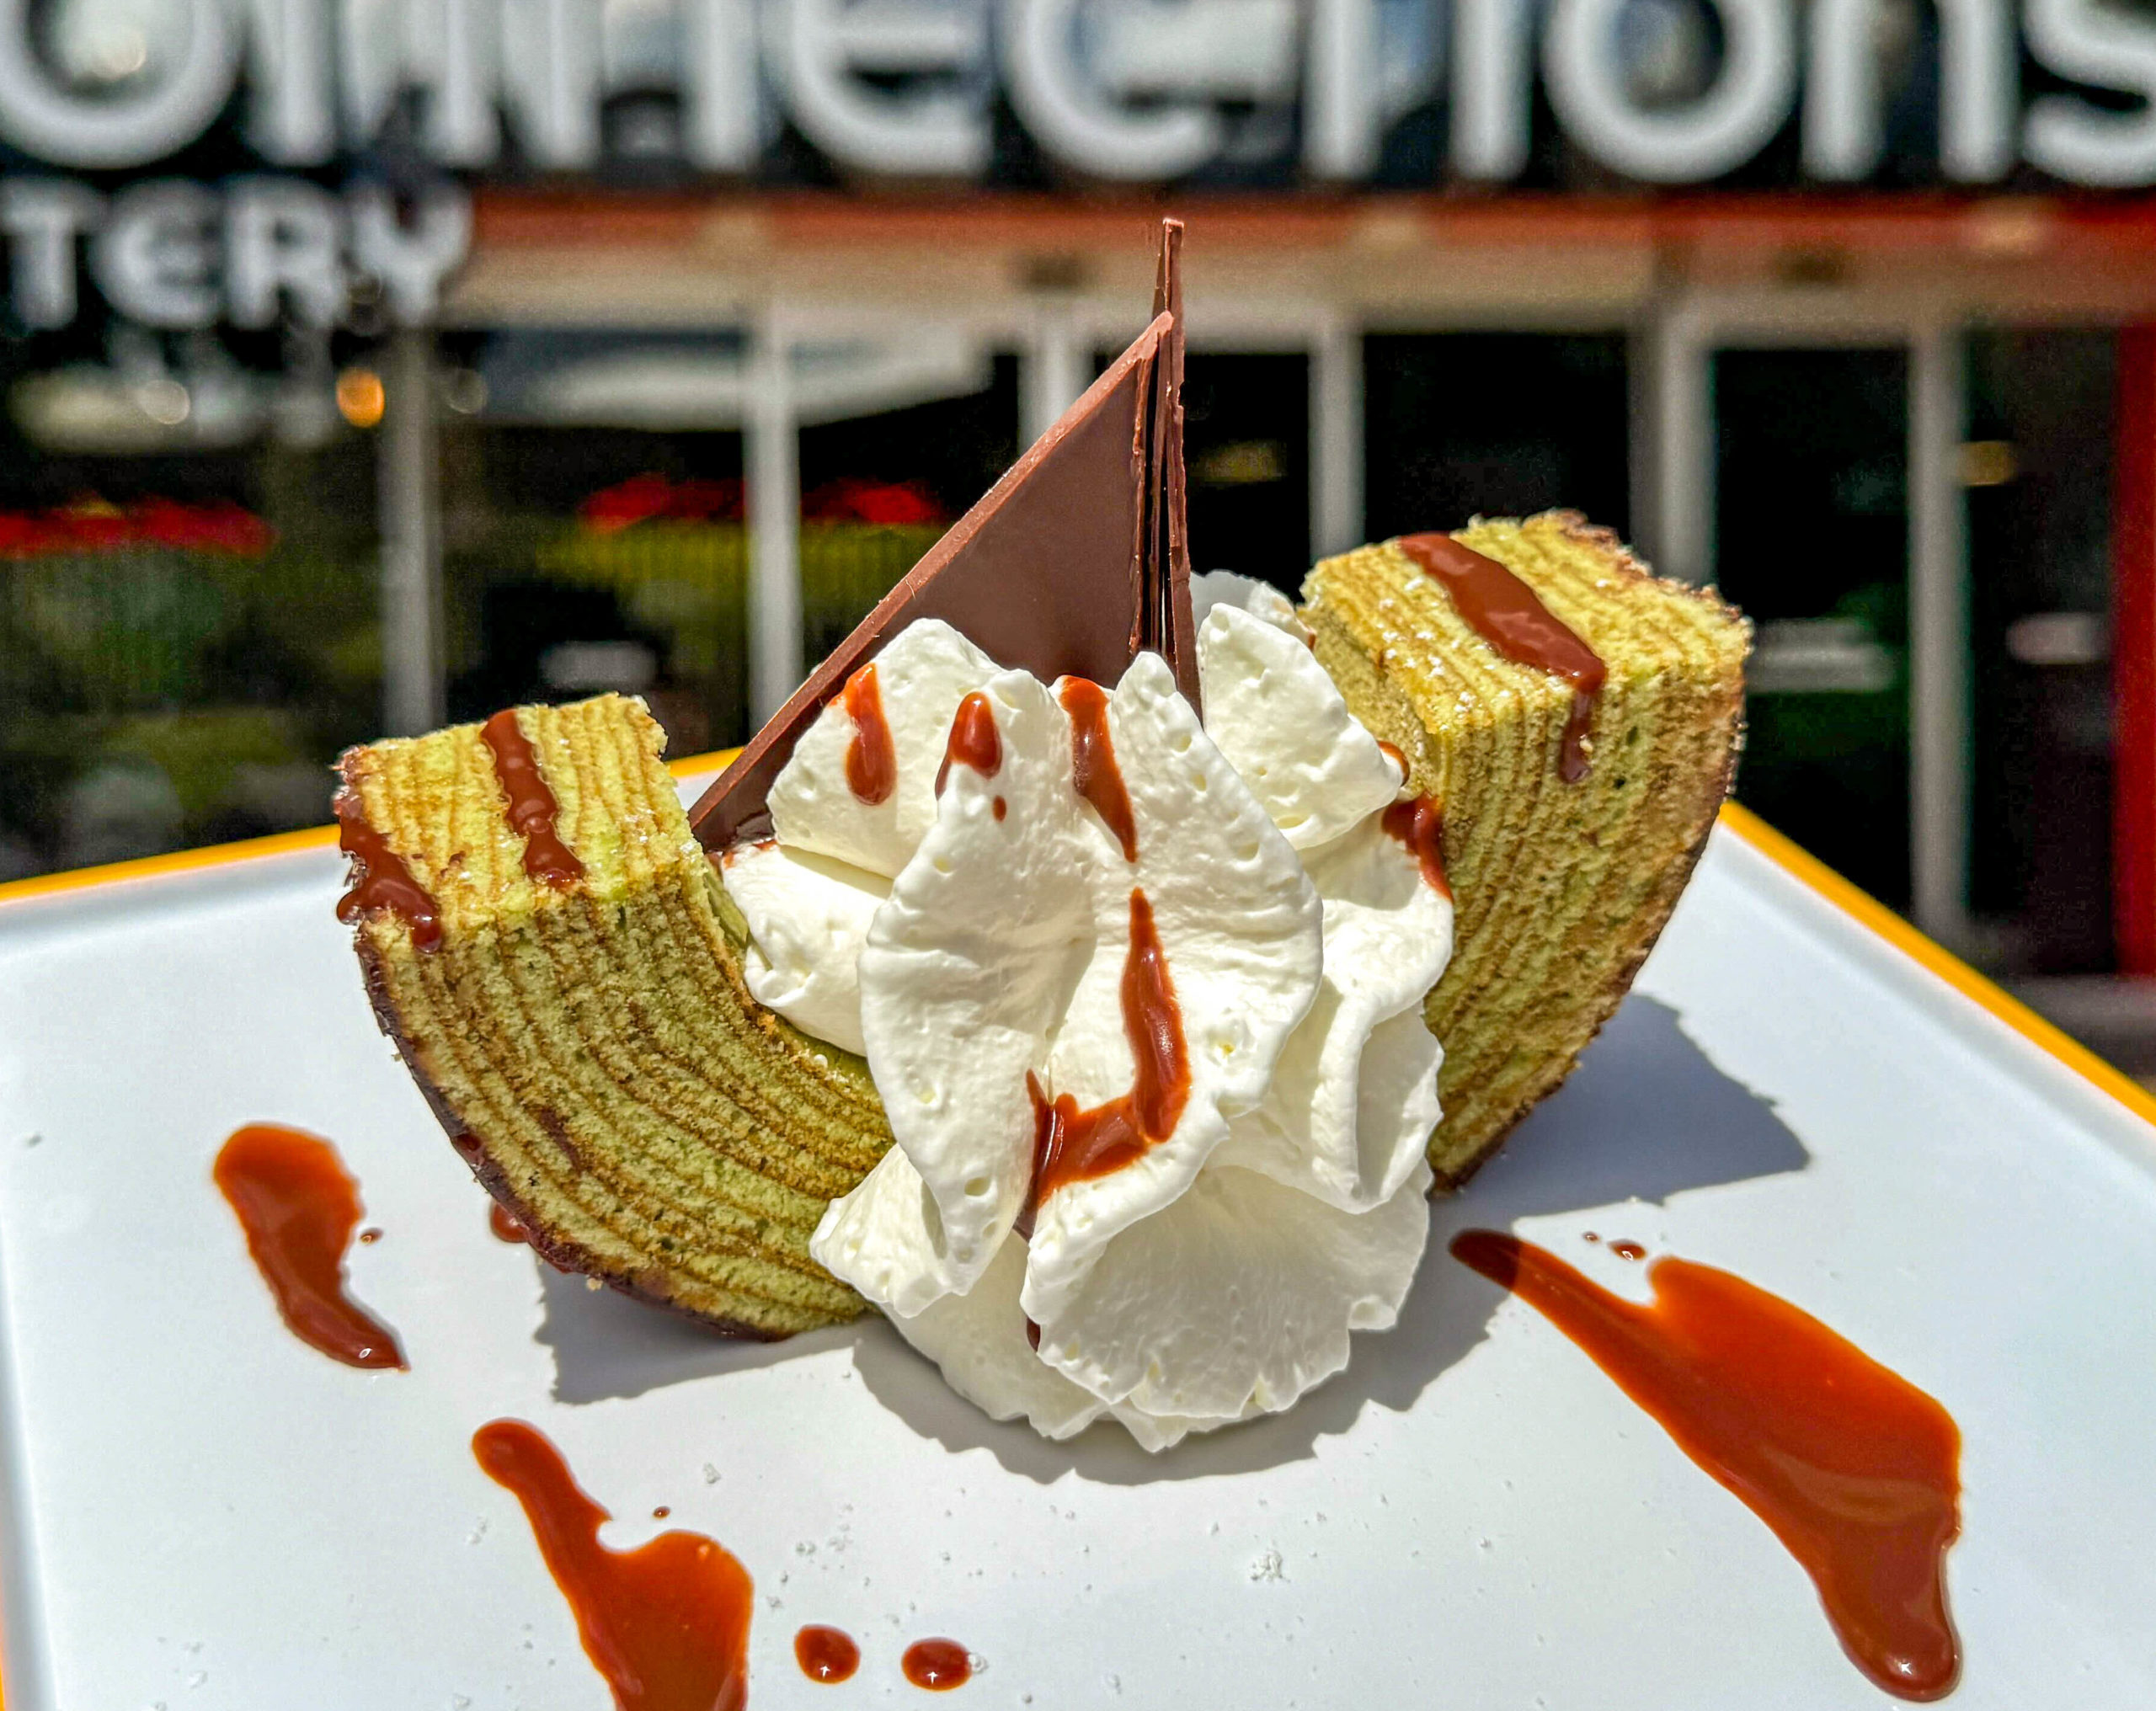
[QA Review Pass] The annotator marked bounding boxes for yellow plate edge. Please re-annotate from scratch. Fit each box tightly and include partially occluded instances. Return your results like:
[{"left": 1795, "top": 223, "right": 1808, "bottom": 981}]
[
  {"left": 1716, "top": 799, "right": 2156, "bottom": 1131},
  {"left": 0, "top": 748, "right": 744, "bottom": 910}
]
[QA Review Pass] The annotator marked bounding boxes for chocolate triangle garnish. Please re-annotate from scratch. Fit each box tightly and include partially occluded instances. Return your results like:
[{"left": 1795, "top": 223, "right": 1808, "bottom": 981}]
[
  {"left": 1147, "top": 218, "right": 1198, "bottom": 707},
  {"left": 691, "top": 219, "right": 1193, "bottom": 849}
]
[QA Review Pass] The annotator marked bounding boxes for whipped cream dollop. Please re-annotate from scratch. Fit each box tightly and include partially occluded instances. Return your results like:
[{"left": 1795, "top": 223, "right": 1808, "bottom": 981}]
[{"left": 721, "top": 579, "right": 1454, "bottom": 1449}]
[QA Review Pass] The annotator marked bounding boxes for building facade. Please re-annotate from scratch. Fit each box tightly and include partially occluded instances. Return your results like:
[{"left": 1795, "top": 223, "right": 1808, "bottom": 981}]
[{"left": 1, "top": 0, "right": 2153, "bottom": 987}]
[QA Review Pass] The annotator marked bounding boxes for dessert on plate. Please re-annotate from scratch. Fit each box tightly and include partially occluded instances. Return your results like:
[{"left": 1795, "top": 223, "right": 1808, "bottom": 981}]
[{"left": 337, "top": 221, "right": 1747, "bottom": 1446}]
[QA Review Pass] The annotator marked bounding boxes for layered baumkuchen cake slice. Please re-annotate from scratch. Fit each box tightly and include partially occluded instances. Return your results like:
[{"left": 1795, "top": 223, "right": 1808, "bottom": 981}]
[
  {"left": 1304, "top": 513, "right": 1748, "bottom": 1184},
  {"left": 339, "top": 694, "right": 883, "bottom": 1334}
]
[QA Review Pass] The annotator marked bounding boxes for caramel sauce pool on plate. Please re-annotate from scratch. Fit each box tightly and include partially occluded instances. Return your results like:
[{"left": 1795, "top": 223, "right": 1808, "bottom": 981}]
[
  {"left": 1453, "top": 1230, "right": 1961, "bottom": 1702},
  {"left": 214, "top": 1124, "right": 405, "bottom": 1371},
  {"left": 474, "top": 1420, "right": 752, "bottom": 1711}
]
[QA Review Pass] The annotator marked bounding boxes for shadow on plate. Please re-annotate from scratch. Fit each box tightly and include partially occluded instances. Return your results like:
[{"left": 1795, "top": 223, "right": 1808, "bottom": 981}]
[
  {"left": 536, "top": 1267, "right": 868, "bottom": 1405},
  {"left": 538, "top": 994, "right": 1806, "bottom": 1480}
]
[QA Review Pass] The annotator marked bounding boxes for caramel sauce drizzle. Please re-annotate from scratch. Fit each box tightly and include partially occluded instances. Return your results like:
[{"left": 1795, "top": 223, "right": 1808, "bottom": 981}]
[
  {"left": 1059, "top": 677, "right": 1138, "bottom": 861},
  {"left": 1398, "top": 532, "right": 1607, "bottom": 783},
  {"left": 474, "top": 1420, "right": 753, "bottom": 1711},
  {"left": 1451, "top": 1231, "right": 1961, "bottom": 1702},
  {"left": 481, "top": 709, "right": 584, "bottom": 887},
  {"left": 1380, "top": 796, "right": 1450, "bottom": 900},
  {"left": 1016, "top": 888, "right": 1188, "bottom": 1239},
  {"left": 334, "top": 788, "right": 440, "bottom": 948},
  {"left": 901, "top": 1639, "right": 972, "bottom": 1691},
  {"left": 214, "top": 1125, "right": 406, "bottom": 1371},
  {"left": 935, "top": 690, "right": 1003, "bottom": 797},
  {"left": 795, "top": 1624, "right": 861, "bottom": 1684},
  {"left": 841, "top": 662, "right": 898, "bottom": 805}
]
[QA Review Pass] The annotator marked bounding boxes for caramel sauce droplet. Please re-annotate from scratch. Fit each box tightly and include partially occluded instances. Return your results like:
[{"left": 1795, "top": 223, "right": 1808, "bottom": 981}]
[
  {"left": 1059, "top": 677, "right": 1138, "bottom": 861},
  {"left": 473, "top": 1421, "right": 753, "bottom": 1711},
  {"left": 482, "top": 709, "right": 584, "bottom": 887},
  {"left": 796, "top": 1623, "right": 862, "bottom": 1683},
  {"left": 334, "top": 788, "right": 440, "bottom": 947},
  {"left": 841, "top": 662, "right": 898, "bottom": 805},
  {"left": 1398, "top": 532, "right": 1606, "bottom": 783},
  {"left": 901, "top": 1639, "right": 972, "bottom": 1691},
  {"left": 1017, "top": 888, "right": 1188, "bottom": 1239},
  {"left": 1451, "top": 1231, "right": 1961, "bottom": 1702},
  {"left": 935, "top": 690, "right": 1003, "bottom": 797},
  {"left": 1380, "top": 795, "right": 1449, "bottom": 899},
  {"left": 214, "top": 1125, "right": 407, "bottom": 1371},
  {"left": 489, "top": 1202, "right": 527, "bottom": 1245}
]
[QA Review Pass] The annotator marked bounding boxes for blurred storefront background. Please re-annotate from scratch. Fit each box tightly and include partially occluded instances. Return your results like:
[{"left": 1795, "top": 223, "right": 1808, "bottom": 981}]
[{"left": 5, "top": 0, "right": 2156, "bottom": 1063}]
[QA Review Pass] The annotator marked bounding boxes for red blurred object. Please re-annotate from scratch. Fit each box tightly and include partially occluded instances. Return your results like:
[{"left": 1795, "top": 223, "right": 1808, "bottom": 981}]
[
  {"left": 577, "top": 473, "right": 946, "bottom": 532},
  {"left": 800, "top": 477, "right": 944, "bottom": 525},
  {"left": 579, "top": 474, "right": 745, "bottom": 531},
  {"left": 0, "top": 496, "right": 274, "bottom": 559}
]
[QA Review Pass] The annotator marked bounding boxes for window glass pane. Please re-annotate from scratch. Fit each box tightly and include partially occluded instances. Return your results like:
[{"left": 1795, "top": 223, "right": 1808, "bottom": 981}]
[
  {"left": 1966, "top": 328, "right": 2116, "bottom": 973},
  {"left": 1715, "top": 348, "right": 1912, "bottom": 909}
]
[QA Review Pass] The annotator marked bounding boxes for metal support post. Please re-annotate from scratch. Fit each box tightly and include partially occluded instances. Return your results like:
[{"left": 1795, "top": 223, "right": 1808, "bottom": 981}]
[
  {"left": 1022, "top": 303, "right": 1087, "bottom": 449},
  {"left": 378, "top": 329, "right": 444, "bottom": 736},
  {"left": 1310, "top": 316, "right": 1362, "bottom": 562},
  {"left": 747, "top": 312, "right": 803, "bottom": 722},
  {"left": 1632, "top": 297, "right": 1713, "bottom": 584}
]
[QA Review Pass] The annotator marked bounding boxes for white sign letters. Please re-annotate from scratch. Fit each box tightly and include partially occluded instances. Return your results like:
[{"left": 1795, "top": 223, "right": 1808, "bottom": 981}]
[{"left": 3, "top": 0, "right": 2155, "bottom": 328}]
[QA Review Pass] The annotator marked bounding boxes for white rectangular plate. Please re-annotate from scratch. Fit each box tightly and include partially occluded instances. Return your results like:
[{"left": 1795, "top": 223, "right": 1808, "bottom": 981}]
[{"left": 1, "top": 792, "right": 2153, "bottom": 1709}]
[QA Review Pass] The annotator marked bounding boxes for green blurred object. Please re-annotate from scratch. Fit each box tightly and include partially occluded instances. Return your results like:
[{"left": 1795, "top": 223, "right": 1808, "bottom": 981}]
[
  {"left": 99, "top": 708, "right": 312, "bottom": 821},
  {"left": 511, "top": 517, "right": 944, "bottom": 749},
  {"left": 799, "top": 521, "right": 948, "bottom": 662},
  {"left": 538, "top": 517, "right": 942, "bottom": 668},
  {"left": 0, "top": 504, "right": 381, "bottom": 872},
  {"left": 537, "top": 520, "right": 748, "bottom": 687},
  {"left": 8, "top": 552, "right": 232, "bottom": 711}
]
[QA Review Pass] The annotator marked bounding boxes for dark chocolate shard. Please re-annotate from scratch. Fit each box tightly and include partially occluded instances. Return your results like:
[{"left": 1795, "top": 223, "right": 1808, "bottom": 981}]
[
  {"left": 691, "top": 219, "right": 1193, "bottom": 850},
  {"left": 1147, "top": 218, "right": 1198, "bottom": 707}
]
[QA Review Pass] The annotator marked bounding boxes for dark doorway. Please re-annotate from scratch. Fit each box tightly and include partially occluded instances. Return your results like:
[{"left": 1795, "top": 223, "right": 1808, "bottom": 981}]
[
  {"left": 1179, "top": 352, "right": 1312, "bottom": 596},
  {"left": 1363, "top": 333, "right": 1630, "bottom": 545},
  {"left": 1715, "top": 347, "right": 1911, "bottom": 909},
  {"left": 1966, "top": 328, "right": 2116, "bottom": 973}
]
